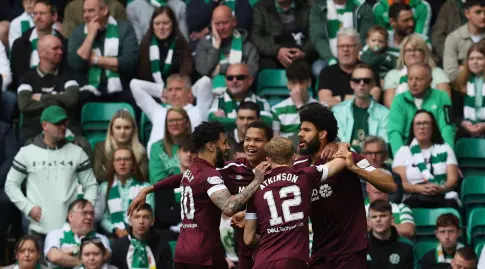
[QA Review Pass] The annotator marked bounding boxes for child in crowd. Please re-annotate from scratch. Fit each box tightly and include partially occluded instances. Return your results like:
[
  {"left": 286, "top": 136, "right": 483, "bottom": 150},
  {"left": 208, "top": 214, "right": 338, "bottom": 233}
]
[{"left": 360, "top": 25, "right": 397, "bottom": 79}]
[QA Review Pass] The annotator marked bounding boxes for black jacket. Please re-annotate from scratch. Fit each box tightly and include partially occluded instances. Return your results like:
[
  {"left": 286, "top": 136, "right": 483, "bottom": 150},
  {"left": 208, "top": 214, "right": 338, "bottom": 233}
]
[
  {"left": 10, "top": 27, "right": 69, "bottom": 91},
  {"left": 111, "top": 232, "right": 174, "bottom": 269},
  {"left": 421, "top": 248, "right": 454, "bottom": 269},
  {"left": 0, "top": 123, "right": 19, "bottom": 189},
  {"left": 367, "top": 227, "right": 414, "bottom": 269}
]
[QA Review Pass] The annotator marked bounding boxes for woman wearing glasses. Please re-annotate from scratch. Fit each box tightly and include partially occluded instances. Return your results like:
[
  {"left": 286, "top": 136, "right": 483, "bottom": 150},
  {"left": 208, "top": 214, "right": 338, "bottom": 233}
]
[
  {"left": 97, "top": 147, "right": 154, "bottom": 238},
  {"left": 392, "top": 110, "right": 459, "bottom": 209},
  {"left": 383, "top": 34, "right": 451, "bottom": 108},
  {"left": 93, "top": 110, "right": 148, "bottom": 183},
  {"left": 78, "top": 238, "right": 117, "bottom": 269},
  {"left": 5, "top": 236, "right": 47, "bottom": 269}
]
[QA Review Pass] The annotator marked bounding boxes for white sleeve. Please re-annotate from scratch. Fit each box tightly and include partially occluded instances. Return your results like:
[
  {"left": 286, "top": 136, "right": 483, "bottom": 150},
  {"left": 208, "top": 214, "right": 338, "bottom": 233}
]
[
  {"left": 193, "top": 76, "right": 214, "bottom": 121},
  {"left": 8, "top": 19, "right": 20, "bottom": 49},
  {"left": 0, "top": 43, "right": 11, "bottom": 91},
  {"left": 392, "top": 146, "right": 412, "bottom": 168},
  {"left": 44, "top": 229, "right": 62, "bottom": 257},
  {"left": 315, "top": 164, "right": 329, "bottom": 182},
  {"left": 444, "top": 144, "right": 458, "bottom": 165},
  {"left": 206, "top": 175, "right": 228, "bottom": 196},
  {"left": 129, "top": 79, "right": 166, "bottom": 121}
]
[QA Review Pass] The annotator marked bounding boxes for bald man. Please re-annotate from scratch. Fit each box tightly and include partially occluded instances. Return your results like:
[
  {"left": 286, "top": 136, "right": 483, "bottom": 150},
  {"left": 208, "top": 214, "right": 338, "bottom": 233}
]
[
  {"left": 195, "top": 5, "right": 259, "bottom": 80},
  {"left": 17, "top": 35, "right": 81, "bottom": 143}
]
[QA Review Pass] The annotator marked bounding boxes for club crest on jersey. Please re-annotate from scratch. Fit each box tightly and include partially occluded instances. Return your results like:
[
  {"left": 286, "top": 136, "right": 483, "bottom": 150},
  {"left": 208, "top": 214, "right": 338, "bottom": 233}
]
[
  {"left": 235, "top": 175, "right": 243, "bottom": 180},
  {"left": 207, "top": 176, "right": 223, "bottom": 185},
  {"left": 389, "top": 253, "right": 400, "bottom": 264}
]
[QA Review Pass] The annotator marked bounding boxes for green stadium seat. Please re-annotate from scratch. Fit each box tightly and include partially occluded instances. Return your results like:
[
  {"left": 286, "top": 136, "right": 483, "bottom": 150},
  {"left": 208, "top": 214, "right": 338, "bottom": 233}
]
[
  {"left": 414, "top": 239, "right": 438, "bottom": 264},
  {"left": 475, "top": 240, "right": 485, "bottom": 258},
  {"left": 467, "top": 208, "right": 485, "bottom": 245},
  {"left": 461, "top": 176, "right": 485, "bottom": 221},
  {"left": 88, "top": 134, "right": 105, "bottom": 149},
  {"left": 413, "top": 208, "right": 462, "bottom": 238},
  {"left": 455, "top": 138, "right": 485, "bottom": 177},
  {"left": 81, "top": 102, "right": 135, "bottom": 138},
  {"left": 256, "top": 69, "right": 289, "bottom": 97},
  {"left": 267, "top": 96, "right": 286, "bottom": 107},
  {"left": 168, "top": 241, "right": 177, "bottom": 258},
  {"left": 139, "top": 112, "right": 152, "bottom": 145}
]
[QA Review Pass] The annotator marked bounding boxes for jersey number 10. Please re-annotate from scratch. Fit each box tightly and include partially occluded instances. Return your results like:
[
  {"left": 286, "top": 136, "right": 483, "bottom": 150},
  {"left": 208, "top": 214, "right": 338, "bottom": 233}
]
[
  {"left": 263, "top": 185, "right": 304, "bottom": 226},
  {"left": 180, "top": 186, "right": 195, "bottom": 220}
]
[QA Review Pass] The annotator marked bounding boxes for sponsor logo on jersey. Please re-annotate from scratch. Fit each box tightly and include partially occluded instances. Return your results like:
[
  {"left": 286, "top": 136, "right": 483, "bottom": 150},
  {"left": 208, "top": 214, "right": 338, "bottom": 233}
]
[
  {"left": 207, "top": 176, "right": 223, "bottom": 185},
  {"left": 319, "top": 184, "right": 332, "bottom": 198}
]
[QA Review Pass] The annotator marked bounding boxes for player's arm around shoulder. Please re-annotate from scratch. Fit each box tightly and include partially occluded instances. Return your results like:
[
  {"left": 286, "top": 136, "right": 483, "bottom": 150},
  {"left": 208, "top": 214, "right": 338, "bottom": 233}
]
[{"left": 243, "top": 211, "right": 260, "bottom": 247}]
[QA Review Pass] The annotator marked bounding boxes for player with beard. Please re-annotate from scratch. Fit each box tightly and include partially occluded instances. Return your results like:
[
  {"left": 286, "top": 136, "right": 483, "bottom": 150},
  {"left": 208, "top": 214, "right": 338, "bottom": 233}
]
[
  {"left": 293, "top": 104, "right": 397, "bottom": 269},
  {"left": 128, "top": 121, "right": 270, "bottom": 269}
]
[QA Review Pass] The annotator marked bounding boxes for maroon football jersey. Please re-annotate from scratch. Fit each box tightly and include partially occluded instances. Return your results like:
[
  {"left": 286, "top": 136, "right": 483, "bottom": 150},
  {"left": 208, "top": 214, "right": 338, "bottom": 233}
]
[
  {"left": 246, "top": 165, "right": 329, "bottom": 268},
  {"left": 174, "top": 158, "right": 227, "bottom": 265},
  {"left": 293, "top": 152, "right": 370, "bottom": 259}
]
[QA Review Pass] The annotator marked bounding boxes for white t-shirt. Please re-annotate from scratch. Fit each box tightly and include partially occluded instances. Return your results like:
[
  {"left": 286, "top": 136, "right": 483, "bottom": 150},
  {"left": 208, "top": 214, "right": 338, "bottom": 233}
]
[
  {"left": 392, "top": 143, "right": 457, "bottom": 185},
  {"left": 471, "top": 34, "right": 485, "bottom": 43}
]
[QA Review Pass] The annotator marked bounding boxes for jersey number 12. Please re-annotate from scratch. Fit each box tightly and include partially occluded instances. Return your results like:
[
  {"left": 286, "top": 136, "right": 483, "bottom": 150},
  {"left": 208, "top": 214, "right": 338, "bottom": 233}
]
[{"left": 263, "top": 185, "right": 304, "bottom": 226}]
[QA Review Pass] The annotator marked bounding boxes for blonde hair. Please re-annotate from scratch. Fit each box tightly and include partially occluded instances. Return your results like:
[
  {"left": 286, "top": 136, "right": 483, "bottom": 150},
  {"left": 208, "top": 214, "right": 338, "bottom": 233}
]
[
  {"left": 105, "top": 110, "right": 146, "bottom": 164},
  {"left": 264, "top": 137, "right": 294, "bottom": 165},
  {"left": 163, "top": 107, "right": 192, "bottom": 158},
  {"left": 396, "top": 34, "right": 435, "bottom": 70}
]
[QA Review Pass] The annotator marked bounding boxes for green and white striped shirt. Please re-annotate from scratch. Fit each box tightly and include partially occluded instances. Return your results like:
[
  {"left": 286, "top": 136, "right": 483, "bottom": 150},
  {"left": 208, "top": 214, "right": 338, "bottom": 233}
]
[
  {"left": 271, "top": 97, "right": 318, "bottom": 137},
  {"left": 365, "top": 199, "right": 415, "bottom": 225}
]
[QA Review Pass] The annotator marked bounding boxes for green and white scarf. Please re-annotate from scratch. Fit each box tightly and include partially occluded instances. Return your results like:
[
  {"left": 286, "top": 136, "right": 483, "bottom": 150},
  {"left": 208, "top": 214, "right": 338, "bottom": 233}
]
[
  {"left": 149, "top": 0, "right": 168, "bottom": 7},
  {"left": 396, "top": 67, "right": 409, "bottom": 95},
  {"left": 149, "top": 36, "right": 175, "bottom": 84},
  {"left": 212, "top": 30, "right": 243, "bottom": 94},
  {"left": 326, "top": 0, "right": 355, "bottom": 57},
  {"left": 107, "top": 177, "right": 145, "bottom": 230},
  {"left": 20, "top": 12, "right": 34, "bottom": 35},
  {"left": 29, "top": 28, "right": 57, "bottom": 68},
  {"left": 13, "top": 263, "right": 42, "bottom": 269},
  {"left": 127, "top": 236, "right": 156, "bottom": 269},
  {"left": 82, "top": 16, "right": 122, "bottom": 95},
  {"left": 78, "top": 264, "right": 108, "bottom": 269},
  {"left": 464, "top": 76, "right": 485, "bottom": 123},
  {"left": 59, "top": 223, "right": 96, "bottom": 254},
  {"left": 436, "top": 243, "right": 464, "bottom": 263},
  {"left": 409, "top": 138, "right": 448, "bottom": 185}
]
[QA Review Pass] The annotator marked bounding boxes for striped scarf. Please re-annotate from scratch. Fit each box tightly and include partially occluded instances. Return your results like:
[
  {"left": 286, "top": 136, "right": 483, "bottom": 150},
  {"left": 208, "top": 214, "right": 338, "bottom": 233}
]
[
  {"left": 327, "top": 0, "right": 355, "bottom": 57},
  {"left": 464, "top": 76, "right": 485, "bottom": 123},
  {"left": 127, "top": 236, "right": 156, "bottom": 269},
  {"left": 149, "top": 36, "right": 175, "bottom": 84},
  {"left": 83, "top": 16, "right": 122, "bottom": 95},
  {"left": 212, "top": 30, "right": 243, "bottom": 94},
  {"left": 107, "top": 177, "right": 145, "bottom": 230},
  {"left": 409, "top": 139, "right": 448, "bottom": 185},
  {"left": 149, "top": 0, "right": 168, "bottom": 7},
  {"left": 29, "top": 28, "right": 57, "bottom": 68},
  {"left": 436, "top": 243, "right": 464, "bottom": 263},
  {"left": 59, "top": 223, "right": 96, "bottom": 255},
  {"left": 396, "top": 67, "right": 409, "bottom": 95},
  {"left": 14, "top": 262, "right": 42, "bottom": 269}
]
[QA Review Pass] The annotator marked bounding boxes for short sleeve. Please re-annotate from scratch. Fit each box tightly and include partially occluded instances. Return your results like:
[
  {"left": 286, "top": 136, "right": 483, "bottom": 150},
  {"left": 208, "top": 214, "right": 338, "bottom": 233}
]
[
  {"left": 392, "top": 146, "right": 412, "bottom": 168},
  {"left": 312, "top": 165, "right": 329, "bottom": 184},
  {"left": 431, "top": 67, "right": 450, "bottom": 86},
  {"left": 353, "top": 153, "right": 376, "bottom": 172},
  {"left": 383, "top": 69, "right": 400, "bottom": 90},
  {"left": 204, "top": 172, "right": 227, "bottom": 196},
  {"left": 318, "top": 67, "right": 331, "bottom": 91},
  {"left": 245, "top": 197, "right": 257, "bottom": 220},
  {"left": 44, "top": 229, "right": 62, "bottom": 257},
  {"left": 398, "top": 203, "right": 415, "bottom": 225},
  {"left": 444, "top": 144, "right": 458, "bottom": 165}
]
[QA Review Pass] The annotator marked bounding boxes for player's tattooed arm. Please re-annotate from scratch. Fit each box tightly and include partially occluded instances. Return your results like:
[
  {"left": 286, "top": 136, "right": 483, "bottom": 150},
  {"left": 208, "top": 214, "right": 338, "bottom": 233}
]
[{"left": 210, "top": 161, "right": 270, "bottom": 216}]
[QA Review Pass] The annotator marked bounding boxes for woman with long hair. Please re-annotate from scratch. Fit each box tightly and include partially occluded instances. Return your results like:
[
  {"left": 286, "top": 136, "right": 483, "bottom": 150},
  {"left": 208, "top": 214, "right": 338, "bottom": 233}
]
[
  {"left": 97, "top": 147, "right": 154, "bottom": 238},
  {"left": 93, "top": 110, "right": 148, "bottom": 182},
  {"left": 455, "top": 42, "right": 485, "bottom": 137},
  {"left": 383, "top": 34, "right": 451, "bottom": 107},
  {"left": 77, "top": 238, "right": 116, "bottom": 269},
  {"left": 392, "top": 110, "right": 459, "bottom": 209},
  {"left": 4, "top": 236, "right": 47, "bottom": 269}
]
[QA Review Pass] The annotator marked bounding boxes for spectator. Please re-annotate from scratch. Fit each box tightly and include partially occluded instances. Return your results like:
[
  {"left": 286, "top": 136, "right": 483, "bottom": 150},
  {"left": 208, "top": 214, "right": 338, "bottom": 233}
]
[
  {"left": 444, "top": 0, "right": 485, "bottom": 82},
  {"left": 110, "top": 204, "right": 174, "bottom": 269},
  {"left": 5, "top": 105, "right": 97, "bottom": 241},
  {"left": 78, "top": 238, "right": 117, "bottom": 269},
  {"left": 44, "top": 199, "right": 111, "bottom": 269},
  {"left": 136, "top": 7, "right": 192, "bottom": 85},
  {"left": 367, "top": 200, "right": 414, "bottom": 269},
  {"left": 421, "top": 213, "right": 464, "bottom": 269},
  {"left": 456, "top": 43, "right": 485, "bottom": 138},
  {"left": 332, "top": 63, "right": 389, "bottom": 152},
  {"left": 4, "top": 235, "right": 48, "bottom": 269},
  {"left": 62, "top": 0, "right": 127, "bottom": 38},
  {"left": 93, "top": 109, "right": 148, "bottom": 182},
  {"left": 386, "top": 3, "right": 422, "bottom": 57},
  {"left": 452, "top": 247, "right": 478, "bottom": 269},
  {"left": 97, "top": 147, "right": 154, "bottom": 237},
  {"left": 388, "top": 63, "right": 455, "bottom": 156},
  {"left": 309, "top": 0, "right": 374, "bottom": 76},
  {"left": 365, "top": 183, "right": 415, "bottom": 239},
  {"left": 195, "top": 5, "right": 259, "bottom": 93},
  {"left": 318, "top": 28, "right": 381, "bottom": 108},
  {"left": 68, "top": 0, "right": 139, "bottom": 109},
  {"left": 226, "top": 101, "right": 260, "bottom": 160},
  {"left": 251, "top": 0, "right": 314, "bottom": 70},
  {"left": 8, "top": 0, "right": 35, "bottom": 49},
  {"left": 431, "top": 0, "right": 467, "bottom": 65},
  {"left": 0, "top": 122, "right": 19, "bottom": 265},
  {"left": 208, "top": 63, "right": 271, "bottom": 127},
  {"left": 149, "top": 108, "right": 191, "bottom": 184},
  {"left": 0, "top": 21, "right": 9, "bottom": 49},
  {"left": 11, "top": 0, "right": 66, "bottom": 90},
  {"left": 272, "top": 60, "right": 318, "bottom": 137},
  {"left": 0, "top": 41, "right": 15, "bottom": 124},
  {"left": 361, "top": 136, "right": 403, "bottom": 203},
  {"left": 220, "top": 213, "right": 237, "bottom": 268},
  {"left": 127, "top": 0, "right": 187, "bottom": 43},
  {"left": 359, "top": 25, "right": 397, "bottom": 80},
  {"left": 17, "top": 35, "right": 80, "bottom": 143},
  {"left": 373, "top": 0, "right": 431, "bottom": 36},
  {"left": 392, "top": 110, "right": 459, "bottom": 209},
  {"left": 130, "top": 73, "right": 213, "bottom": 155},
  {"left": 383, "top": 34, "right": 451, "bottom": 108}
]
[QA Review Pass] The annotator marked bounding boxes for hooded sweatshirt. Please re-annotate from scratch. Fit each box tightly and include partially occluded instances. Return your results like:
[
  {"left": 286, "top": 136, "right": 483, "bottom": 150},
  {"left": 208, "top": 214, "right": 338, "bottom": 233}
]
[{"left": 373, "top": 0, "right": 432, "bottom": 36}]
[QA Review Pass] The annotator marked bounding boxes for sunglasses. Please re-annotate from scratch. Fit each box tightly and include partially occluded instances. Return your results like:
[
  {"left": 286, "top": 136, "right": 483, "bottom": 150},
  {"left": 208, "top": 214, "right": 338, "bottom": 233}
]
[
  {"left": 81, "top": 237, "right": 102, "bottom": 245},
  {"left": 226, "top": 75, "right": 248, "bottom": 81},
  {"left": 350, "top": 77, "right": 373, "bottom": 84}
]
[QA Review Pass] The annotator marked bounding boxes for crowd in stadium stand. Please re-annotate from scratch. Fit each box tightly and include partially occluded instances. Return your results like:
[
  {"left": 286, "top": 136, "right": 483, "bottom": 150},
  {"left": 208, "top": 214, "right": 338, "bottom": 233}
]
[{"left": 1, "top": 0, "right": 485, "bottom": 268}]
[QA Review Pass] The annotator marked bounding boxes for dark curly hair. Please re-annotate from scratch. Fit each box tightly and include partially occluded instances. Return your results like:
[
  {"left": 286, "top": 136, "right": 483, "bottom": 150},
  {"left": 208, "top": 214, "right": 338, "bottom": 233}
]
[
  {"left": 191, "top": 121, "right": 225, "bottom": 152},
  {"left": 299, "top": 103, "right": 338, "bottom": 142}
]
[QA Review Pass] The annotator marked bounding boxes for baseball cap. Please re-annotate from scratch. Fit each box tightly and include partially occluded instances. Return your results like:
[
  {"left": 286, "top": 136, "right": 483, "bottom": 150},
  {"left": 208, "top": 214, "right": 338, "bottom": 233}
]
[{"left": 40, "top": 105, "right": 68, "bottom": 124}]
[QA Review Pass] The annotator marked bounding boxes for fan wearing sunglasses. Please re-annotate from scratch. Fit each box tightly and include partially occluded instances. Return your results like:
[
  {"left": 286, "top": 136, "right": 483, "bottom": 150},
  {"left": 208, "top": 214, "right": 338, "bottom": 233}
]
[{"left": 331, "top": 63, "right": 389, "bottom": 153}]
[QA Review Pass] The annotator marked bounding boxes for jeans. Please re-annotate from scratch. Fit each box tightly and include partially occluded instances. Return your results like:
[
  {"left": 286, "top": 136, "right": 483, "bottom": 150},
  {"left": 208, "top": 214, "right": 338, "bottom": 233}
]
[{"left": 1, "top": 91, "right": 16, "bottom": 124}]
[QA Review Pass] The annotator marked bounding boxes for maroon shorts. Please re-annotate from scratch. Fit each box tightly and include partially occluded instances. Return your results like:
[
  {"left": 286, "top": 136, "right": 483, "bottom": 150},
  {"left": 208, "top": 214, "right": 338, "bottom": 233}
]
[
  {"left": 255, "top": 258, "right": 308, "bottom": 269},
  {"left": 174, "top": 259, "right": 228, "bottom": 269},
  {"left": 309, "top": 251, "right": 367, "bottom": 269},
  {"left": 237, "top": 254, "right": 254, "bottom": 269}
]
